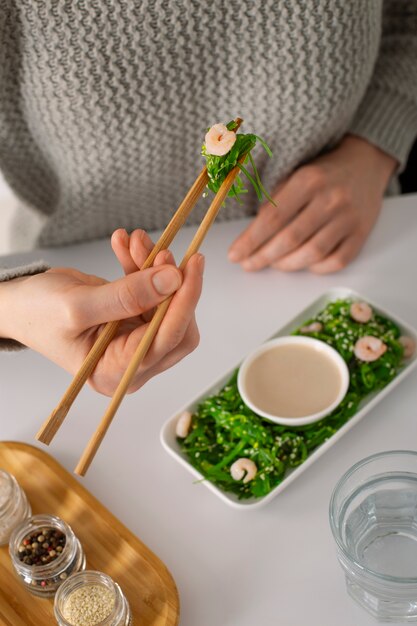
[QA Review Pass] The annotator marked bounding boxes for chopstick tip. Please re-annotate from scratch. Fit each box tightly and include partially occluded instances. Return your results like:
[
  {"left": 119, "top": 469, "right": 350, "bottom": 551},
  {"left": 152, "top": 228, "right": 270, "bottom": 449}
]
[{"left": 234, "top": 117, "right": 243, "bottom": 131}]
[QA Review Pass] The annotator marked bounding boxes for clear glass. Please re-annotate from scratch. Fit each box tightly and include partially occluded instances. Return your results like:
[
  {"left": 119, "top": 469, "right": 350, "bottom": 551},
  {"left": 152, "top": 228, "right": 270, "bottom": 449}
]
[
  {"left": 330, "top": 450, "right": 417, "bottom": 622},
  {"left": 9, "top": 514, "right": 86, "bottom": 598},
  {"left": 0, "top": 469, "right": 31, "bottom": 546},
  {"left": 54, "top": 570, "right": 132, "bottom": 626}
]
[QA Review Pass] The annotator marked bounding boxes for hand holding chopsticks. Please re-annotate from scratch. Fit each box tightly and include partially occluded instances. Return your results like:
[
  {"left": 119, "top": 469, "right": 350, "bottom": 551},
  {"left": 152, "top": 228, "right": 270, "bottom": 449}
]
[
  {"left": 36, "top": 164, "right": 209, "bottom": 446},
  {"left": 37, "top": 118, "right": 245, "bottom": 475}
]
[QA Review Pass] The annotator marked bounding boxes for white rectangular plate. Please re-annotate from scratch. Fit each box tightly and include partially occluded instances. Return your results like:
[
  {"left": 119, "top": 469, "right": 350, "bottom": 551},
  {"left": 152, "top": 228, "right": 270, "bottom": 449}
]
[{"left": 160, "top": 287, "right": 417, "bottom": 510}]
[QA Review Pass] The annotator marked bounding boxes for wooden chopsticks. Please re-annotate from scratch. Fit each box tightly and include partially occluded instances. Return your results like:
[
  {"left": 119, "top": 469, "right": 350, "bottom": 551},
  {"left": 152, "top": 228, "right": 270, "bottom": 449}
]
[
  {"left": 37, "top": 118, "right": 244, "bottom": 476},
  {"left": 75, "top": 158, "right": 244, "bottom": 475},
  {"left": 36, "top": 165, "right": 209, "bottom": 446}
]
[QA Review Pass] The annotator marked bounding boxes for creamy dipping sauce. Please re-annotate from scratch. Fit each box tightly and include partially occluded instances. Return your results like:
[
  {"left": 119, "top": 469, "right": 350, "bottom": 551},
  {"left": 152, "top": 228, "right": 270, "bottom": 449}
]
[{"left": 242, "top": 343, "right": 343, "bottom": 418}]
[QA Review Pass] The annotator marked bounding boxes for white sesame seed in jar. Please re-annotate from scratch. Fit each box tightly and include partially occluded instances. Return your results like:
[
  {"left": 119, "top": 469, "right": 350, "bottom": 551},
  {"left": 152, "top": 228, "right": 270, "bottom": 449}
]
[{"left": 54, "top": 571, "right": 132, "bottom": 626}]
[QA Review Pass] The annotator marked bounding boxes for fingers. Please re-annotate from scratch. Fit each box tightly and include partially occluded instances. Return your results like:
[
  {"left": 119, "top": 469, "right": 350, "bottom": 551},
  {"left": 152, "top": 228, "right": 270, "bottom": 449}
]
[
  {"left": 126, "top": 253, "right": 203, "bottom": 387},
  {"left": 239, "top": 197, "right": 337, "bottom": 271},
  {"left": 309, "top": 235, "right": 365, "bottom": 274},
  {"left": 73, "top": 264, "right": 183, "bottom": 327},
  {"left": 147, "top": 253, "right": 204, "bottom": 362},
  {"left": 111, "top": 229, "right": 136, "bottom": 274},
  {"left": 88, "top": 253, "right": 204, "bottom": 395},
  {"left": 226, "top": 161, "right": 376, "bottom": 275},
  {"left": 129, "top": 229, "right": 155, "bottom": 268},
  {"left": 228, "top": 173, "right": 312, "bottom": 263},
  {"left": 140, "top": 248, "right": 176, "bottom": 323},
  {"left": 271, "top": 215, "right": 354, "bottom": 272},
  {"left": 127, "top": 317, "right": 201, "bottom": 392},
  {"left": 111, "top": 229, "right": 154, "bottom": 275}
]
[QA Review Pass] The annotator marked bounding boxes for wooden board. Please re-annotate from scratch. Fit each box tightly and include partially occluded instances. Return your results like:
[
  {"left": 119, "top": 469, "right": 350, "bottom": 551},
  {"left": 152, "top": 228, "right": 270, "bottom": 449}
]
[{"left": 0, "top": 441, "right": 179, "bottom": 626}]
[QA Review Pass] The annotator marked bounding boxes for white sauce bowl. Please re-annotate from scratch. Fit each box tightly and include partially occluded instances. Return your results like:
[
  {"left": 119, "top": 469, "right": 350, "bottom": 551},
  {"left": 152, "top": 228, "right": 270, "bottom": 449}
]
[{"left": 237, "top": 336, "right": 350, "bottom": 426}]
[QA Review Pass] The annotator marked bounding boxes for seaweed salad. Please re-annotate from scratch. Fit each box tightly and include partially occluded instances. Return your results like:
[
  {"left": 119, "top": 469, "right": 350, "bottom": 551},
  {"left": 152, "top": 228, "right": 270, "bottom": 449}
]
[{"left": 177, "top": 299, "right": 414, "bottom": 500}]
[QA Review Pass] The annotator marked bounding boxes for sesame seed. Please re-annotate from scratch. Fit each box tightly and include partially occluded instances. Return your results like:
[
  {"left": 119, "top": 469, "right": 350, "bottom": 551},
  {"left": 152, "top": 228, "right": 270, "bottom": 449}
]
[{"left": 62, "top": 584, "right": 115, "bottom": 626}]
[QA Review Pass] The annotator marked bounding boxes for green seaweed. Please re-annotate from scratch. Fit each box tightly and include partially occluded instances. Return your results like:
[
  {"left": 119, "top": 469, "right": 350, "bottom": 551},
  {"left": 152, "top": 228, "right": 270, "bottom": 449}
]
[
  {"left": 201, "top": 120, "right": 275, "bottom": 204},
  {"left": 179, "top": 299, "right": 407, "bottom": 499}
]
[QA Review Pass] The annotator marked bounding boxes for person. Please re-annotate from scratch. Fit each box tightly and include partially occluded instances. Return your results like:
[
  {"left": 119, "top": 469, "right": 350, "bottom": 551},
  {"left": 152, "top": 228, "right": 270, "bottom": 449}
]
[{"left": 0, "top": 1, "right": 416, "bottom": 393}]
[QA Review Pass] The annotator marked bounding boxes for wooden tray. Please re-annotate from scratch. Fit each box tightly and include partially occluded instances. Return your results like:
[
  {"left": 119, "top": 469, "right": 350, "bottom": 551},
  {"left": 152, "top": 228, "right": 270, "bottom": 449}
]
[{"left": 0, "top": 441, "right": 179, "bottom": 626}]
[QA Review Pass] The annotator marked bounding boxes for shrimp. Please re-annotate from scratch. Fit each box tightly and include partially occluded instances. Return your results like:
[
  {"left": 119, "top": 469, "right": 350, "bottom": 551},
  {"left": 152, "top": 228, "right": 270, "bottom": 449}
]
[
  {"left": 204, "top": 123, "right": 236, "bottom": 156},
  {"left": 354, "top": 336, "right": 387, "bottom": 362},
  {"left": 350, "top": 302, "right": 373, "bottom": 323},
  {"left": 175, "top": 411, "right": 193, "bottom": 438},
  {"left": 300, "top": 322, "right": 323, "bottom": 333},
  {"left": 230, "top": 458, "right": 257, "bottom": 484},
  {"left": 399, "top": 336, "right": 416, "bottom": 359}
]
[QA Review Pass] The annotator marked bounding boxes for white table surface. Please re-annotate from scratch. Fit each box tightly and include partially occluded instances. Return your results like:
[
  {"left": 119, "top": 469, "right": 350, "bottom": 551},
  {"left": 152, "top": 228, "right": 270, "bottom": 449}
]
[{"left": 1, "top": 193, "right": 417, "bottom": 626}]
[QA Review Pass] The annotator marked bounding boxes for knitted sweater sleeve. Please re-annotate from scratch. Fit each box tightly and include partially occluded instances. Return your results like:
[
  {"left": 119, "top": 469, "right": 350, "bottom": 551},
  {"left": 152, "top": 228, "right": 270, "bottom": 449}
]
[
  {"left": 349, "top": 0, "right": 417, "bottom": 169},
  {"left": 0, "top": 260, "right": 50, "bottom": 351}
]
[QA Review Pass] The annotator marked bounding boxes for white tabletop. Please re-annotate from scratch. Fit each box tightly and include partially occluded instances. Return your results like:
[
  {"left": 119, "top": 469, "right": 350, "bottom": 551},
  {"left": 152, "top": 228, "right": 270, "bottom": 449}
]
[{"left": 1, "top": 193, "right": 417, "bottom": 626}]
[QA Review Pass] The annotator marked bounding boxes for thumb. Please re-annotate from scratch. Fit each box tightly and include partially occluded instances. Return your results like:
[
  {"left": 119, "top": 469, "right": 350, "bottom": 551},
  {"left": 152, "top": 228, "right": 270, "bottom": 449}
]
[{"left": 77, "top": 265, "right": 182, "bottom": 327}]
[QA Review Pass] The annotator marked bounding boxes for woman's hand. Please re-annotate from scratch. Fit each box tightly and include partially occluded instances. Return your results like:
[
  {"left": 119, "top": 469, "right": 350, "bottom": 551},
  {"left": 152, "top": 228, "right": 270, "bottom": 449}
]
[
  {"left": 228, "top": 135, "right": 397, "bottom": 273},
  {"left": 0, "top": 229, "right": 204, "bottom": 395}
]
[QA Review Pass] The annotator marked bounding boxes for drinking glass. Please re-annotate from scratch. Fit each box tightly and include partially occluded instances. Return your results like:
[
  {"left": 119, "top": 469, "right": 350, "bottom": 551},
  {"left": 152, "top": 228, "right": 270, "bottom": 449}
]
[{"left": 329, "top": 451, "right": 417, "bottom": 622}]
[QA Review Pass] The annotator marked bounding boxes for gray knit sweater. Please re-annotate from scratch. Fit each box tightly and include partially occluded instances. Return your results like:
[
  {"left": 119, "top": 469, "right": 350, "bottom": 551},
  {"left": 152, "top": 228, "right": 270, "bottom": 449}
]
[{"left": 1, "top": 0, "right": 416, "bottom": 251}]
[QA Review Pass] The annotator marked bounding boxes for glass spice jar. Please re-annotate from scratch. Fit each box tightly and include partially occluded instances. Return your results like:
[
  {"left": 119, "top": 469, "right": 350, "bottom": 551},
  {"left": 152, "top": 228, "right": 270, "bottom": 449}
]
[
  {"left": 9, "top": 514, "right": 86, "bottom": 598},
  {"left": 0, "top": 469, "right": 31, "bottom": 546},
  {"left": 54, "top": 570, "right": 132, "bottom": 626}
]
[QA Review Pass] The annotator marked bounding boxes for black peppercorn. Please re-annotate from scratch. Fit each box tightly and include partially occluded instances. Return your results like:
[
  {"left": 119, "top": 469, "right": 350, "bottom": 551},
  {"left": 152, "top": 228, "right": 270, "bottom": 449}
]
[{"left": 17, "top": 527, "right": 66, "bottom": 566}]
